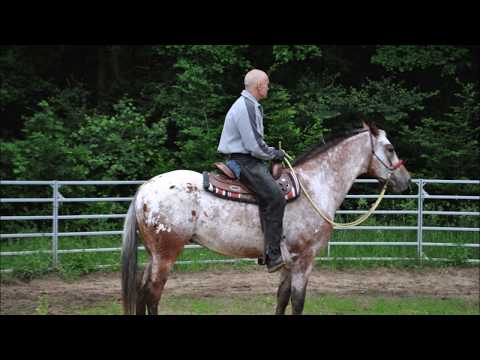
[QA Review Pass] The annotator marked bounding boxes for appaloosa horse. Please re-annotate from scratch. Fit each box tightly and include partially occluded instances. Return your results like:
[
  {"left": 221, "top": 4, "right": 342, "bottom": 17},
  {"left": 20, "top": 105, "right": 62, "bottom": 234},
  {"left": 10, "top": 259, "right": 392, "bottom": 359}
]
[{"left": 121, "top": 122, "right": 411, "bottom": 315}]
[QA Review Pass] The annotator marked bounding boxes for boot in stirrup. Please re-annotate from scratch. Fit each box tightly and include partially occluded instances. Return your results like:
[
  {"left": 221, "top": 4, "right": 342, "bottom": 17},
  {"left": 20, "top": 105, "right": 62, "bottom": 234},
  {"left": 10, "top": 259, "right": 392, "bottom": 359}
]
[{"left": 265, "top": 243, "right": 285, "bottom": 273}]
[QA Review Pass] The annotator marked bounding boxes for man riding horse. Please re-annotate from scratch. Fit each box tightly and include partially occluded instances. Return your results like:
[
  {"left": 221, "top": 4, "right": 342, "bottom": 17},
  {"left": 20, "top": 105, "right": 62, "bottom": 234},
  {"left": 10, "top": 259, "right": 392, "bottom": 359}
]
[{"left": 217, "top": 69, "right": 286, "bottom": 273}]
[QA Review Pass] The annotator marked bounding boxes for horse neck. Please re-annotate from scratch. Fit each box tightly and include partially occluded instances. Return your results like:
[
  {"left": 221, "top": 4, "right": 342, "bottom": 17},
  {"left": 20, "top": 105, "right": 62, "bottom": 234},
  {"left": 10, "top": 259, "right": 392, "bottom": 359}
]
[{"left": 294, "top": 132, "right": 372, "bottom": 213}]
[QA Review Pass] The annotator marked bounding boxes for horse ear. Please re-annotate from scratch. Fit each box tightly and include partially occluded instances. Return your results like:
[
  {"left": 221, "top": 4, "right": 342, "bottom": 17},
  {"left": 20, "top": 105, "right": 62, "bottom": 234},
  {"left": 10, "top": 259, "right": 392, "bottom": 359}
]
[
  {"left": 363, "top": 120, "right": 379, "bottom": 136},
  {"left": 369, "top": 121, "right": 380, "bottom": 136}
]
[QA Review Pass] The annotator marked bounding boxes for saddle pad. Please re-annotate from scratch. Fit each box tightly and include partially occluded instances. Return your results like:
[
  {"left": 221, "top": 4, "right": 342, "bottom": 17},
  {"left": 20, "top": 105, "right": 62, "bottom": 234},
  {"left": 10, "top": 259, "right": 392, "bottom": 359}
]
[{"left": 203, "top": 169, "right": 300, "bottom": 205}]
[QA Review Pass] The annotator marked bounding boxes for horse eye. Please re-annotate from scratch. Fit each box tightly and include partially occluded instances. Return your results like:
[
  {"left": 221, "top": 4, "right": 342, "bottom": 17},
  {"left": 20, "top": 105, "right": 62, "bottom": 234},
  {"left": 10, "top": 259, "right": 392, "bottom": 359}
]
[{"left": 386, "top": 146, "right": 395, "bottom": 153}]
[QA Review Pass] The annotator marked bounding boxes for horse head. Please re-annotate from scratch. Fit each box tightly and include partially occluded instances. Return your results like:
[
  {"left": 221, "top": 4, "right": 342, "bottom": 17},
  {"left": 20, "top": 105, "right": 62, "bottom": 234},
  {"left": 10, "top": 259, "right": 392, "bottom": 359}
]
[{"left": 363, "top": 121, "right": 411, "bottom": 193}]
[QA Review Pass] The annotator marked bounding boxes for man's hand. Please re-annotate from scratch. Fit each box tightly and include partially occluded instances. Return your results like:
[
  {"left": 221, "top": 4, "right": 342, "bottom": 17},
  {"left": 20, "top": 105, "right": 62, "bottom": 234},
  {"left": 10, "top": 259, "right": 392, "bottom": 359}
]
[{"left": 273, "top": 149, "right": 285, "bottom": 161}]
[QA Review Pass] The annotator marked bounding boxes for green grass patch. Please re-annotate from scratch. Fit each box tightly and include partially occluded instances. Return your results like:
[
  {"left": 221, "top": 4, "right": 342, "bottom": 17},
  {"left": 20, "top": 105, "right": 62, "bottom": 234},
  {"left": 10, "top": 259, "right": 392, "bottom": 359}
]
[
  {"left": 305, "top": 295, "right": 479, "bottom": 315},
  {"left": 72, "top": 293, "right": 479, "bottom": 315}
]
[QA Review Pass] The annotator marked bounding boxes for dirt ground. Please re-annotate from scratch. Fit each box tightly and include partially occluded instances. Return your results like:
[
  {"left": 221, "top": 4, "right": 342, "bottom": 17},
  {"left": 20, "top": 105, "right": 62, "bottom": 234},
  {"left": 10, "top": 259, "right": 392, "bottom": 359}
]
[{"left": 1, "top": 267, "right": 479, "bottom": 315}]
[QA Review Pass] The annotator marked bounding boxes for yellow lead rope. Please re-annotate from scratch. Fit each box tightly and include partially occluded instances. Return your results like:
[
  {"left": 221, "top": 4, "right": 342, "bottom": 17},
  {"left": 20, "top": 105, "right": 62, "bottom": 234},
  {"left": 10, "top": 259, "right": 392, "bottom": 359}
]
[{"left": 280, "top": 146, "right": 390, "bottom": 229}]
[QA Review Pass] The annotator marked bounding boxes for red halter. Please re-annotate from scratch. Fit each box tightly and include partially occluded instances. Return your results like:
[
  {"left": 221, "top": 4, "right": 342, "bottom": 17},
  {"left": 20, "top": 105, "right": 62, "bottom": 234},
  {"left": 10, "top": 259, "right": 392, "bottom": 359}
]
[{"left": 391, "top": 159, "right": 405, "bottom": 170}]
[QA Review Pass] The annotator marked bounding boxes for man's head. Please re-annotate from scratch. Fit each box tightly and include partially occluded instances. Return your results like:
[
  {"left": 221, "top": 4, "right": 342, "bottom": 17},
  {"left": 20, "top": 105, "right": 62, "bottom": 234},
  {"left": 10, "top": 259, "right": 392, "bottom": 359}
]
[{"left": 244, "top": 69, "right": 269, "bottom": 101}]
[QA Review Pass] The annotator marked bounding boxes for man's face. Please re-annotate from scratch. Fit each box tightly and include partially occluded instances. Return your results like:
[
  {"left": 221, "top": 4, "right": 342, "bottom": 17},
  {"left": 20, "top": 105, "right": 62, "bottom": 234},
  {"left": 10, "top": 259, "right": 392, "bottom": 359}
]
[{"left": 257, "top": 77, "right": 269, "bottom": 100}]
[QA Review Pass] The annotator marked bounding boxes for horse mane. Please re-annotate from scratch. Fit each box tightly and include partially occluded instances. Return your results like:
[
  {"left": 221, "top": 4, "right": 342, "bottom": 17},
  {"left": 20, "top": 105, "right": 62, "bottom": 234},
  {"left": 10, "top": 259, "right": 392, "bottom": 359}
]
[{"left": 292, "top": 127, "right": 369, "bottom": 167}]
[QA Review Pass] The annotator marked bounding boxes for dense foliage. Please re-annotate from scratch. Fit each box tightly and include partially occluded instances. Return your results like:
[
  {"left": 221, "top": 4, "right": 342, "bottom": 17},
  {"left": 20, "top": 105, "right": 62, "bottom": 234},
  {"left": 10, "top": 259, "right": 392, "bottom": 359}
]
[{"left": 1, "top": 45, "right": 478, "bottom": 181}]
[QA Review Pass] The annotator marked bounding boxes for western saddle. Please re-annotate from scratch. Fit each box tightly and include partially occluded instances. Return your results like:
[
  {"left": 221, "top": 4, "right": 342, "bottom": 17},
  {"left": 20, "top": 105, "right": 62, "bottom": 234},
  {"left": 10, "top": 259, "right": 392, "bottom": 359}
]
[{"left": 203, "top": 161, "right": 300, "bottom": 204}]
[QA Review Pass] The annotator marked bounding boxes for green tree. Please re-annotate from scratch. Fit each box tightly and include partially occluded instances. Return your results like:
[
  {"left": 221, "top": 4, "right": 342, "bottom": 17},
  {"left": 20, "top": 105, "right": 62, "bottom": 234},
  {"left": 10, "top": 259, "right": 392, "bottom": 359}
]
[
  {"left": 400, "top": 81, "right": 479, "bottom": 179},
  {"left": 1, "top": 45, "right": 478, "bottom": 181},
  {"left": 73, "top": 98, "right": 172, "bottom": 180},
  {"left": 2, "top": 100, "right": 88, "bottom": 180}
]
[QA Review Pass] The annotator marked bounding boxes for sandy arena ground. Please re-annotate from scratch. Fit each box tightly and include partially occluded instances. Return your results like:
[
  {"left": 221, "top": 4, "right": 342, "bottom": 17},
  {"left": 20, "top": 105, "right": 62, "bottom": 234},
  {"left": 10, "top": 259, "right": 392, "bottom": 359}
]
[{"left": 1, "top": 267, "right": 478, "bottom": 314}]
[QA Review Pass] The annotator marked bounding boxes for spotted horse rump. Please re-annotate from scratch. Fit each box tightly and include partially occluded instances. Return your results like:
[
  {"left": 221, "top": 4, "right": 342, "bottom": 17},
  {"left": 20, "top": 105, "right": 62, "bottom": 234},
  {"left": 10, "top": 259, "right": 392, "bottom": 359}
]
[{"left": 202, "top": 164, "right": 301, "bottom": 204}]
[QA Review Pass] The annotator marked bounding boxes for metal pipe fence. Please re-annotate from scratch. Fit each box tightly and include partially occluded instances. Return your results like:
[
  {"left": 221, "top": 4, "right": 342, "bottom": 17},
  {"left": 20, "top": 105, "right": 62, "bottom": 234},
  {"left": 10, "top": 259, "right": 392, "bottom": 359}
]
[{"left": 1, "top": 179, "right": 479, "bottom": 271}]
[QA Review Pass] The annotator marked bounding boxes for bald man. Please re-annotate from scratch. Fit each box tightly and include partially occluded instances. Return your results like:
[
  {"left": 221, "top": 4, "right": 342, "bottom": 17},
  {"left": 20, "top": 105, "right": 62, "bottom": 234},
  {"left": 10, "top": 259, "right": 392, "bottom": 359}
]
[{"left": 218, "top": 69, "right": 286, "bottom": 273}]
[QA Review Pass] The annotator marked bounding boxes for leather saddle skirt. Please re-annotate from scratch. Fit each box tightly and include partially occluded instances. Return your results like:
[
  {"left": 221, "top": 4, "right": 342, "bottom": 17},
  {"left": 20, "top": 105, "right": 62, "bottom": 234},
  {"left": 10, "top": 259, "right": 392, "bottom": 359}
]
[{"left": 203, "top": 164, "right": 301, "bottom": 205}]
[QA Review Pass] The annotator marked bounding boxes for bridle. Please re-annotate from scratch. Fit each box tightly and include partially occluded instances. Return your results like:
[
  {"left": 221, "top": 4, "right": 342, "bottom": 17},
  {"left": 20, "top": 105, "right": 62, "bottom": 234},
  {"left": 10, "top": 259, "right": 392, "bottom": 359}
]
[{"left": 366, "top": 129, "right": 405, "bottom": 173}]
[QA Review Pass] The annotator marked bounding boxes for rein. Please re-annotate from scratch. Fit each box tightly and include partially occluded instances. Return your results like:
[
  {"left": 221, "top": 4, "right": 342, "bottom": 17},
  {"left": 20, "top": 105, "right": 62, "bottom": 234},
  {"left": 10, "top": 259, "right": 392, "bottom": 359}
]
[{"left": 280, "top": 130, "right": 403, "bottom": 229}]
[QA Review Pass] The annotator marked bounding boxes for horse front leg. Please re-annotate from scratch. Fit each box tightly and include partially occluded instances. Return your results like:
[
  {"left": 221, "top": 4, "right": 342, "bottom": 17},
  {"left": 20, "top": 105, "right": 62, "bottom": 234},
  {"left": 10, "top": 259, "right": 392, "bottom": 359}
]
[
  {"left": 290, "top": 252, "right": 315, "bottom": 315},
  {"left": 275, "top": 268, "right": 292, "bottom": 315}
]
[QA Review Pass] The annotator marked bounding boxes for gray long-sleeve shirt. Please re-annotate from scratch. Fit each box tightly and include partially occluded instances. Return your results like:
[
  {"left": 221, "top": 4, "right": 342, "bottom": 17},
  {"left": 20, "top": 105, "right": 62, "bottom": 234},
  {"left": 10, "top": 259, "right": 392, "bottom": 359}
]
[{"left": 217, "top": 90, "right": 280, "bottom": 161}]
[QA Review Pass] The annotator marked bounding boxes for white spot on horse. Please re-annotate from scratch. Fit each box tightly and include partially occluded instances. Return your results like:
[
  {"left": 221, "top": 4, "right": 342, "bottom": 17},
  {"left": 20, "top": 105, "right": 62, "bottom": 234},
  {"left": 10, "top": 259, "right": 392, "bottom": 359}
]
[
  {"left": 155, "top": 223, "right": 172, "bottom": 233},
  {"left": 146, "top": 211, "right": 155, "bottom": 226}
]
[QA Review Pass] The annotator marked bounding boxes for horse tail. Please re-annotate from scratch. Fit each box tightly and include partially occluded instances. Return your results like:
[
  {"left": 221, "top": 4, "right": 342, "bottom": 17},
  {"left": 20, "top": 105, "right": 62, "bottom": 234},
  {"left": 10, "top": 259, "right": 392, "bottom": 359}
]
[{"left": 121, "top": 193, "right": 139, "bottom": 315}]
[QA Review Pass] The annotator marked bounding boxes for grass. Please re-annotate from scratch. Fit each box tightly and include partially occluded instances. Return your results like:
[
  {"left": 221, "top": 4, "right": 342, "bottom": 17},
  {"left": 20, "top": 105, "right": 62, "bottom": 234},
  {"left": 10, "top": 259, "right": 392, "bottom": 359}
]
[
  {"left": 35, "top": 295, "right": 51, "bottom": 315},
  {"left": 72, "top": 293, "right": 479, "bottom": 315}
]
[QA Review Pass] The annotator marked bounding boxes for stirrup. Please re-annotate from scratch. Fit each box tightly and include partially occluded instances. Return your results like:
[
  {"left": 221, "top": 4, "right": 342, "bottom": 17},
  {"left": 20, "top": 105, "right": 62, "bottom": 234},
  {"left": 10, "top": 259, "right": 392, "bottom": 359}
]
[{"left": 266, "top": 255, "right": 285, "bottom": 273}]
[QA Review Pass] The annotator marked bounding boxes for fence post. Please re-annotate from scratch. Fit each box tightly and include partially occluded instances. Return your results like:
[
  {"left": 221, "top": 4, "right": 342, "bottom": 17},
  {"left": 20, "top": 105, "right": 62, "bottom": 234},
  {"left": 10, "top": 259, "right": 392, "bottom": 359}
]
[
  {"left": 417, "top": 179, "right": 424, "bottom": 261},
  {"left": 52, "top": 180, "right": 59, "bottom": 269}
]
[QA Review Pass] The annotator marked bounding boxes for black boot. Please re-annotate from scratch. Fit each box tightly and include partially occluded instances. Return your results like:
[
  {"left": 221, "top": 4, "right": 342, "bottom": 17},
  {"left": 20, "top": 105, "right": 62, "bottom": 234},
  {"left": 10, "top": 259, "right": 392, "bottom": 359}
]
[
  {"left": 265, "top": 235, "right": 285, "bottom": 273},
  {"left": 263, "top": 218, "right": 285, "bottom": 272},
  {"left": 257, "top": 212, "right": 267, "bottom": 265}
]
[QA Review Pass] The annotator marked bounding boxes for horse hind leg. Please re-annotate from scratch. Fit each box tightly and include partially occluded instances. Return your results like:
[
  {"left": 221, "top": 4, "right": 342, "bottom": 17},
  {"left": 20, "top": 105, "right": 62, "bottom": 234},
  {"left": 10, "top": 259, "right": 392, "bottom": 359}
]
[
  {"left": 134, "top": 255, "right": 175, "bottom": 315},
  {"left": 146, "top": 255, "right": 177, "bottom": 315},
  {"left": 135, "top": 262, "right": 152, "bottom": 315},
  {"left": 140, "top": 231, "right": 186, "bottom": 315}
]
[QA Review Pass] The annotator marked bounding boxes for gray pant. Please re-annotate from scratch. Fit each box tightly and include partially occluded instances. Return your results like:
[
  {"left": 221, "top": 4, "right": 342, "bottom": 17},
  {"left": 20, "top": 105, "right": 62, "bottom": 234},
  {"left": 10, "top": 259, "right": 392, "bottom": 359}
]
[{"left": 229, "top": 154, "right": 286, "bottom": 259}]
